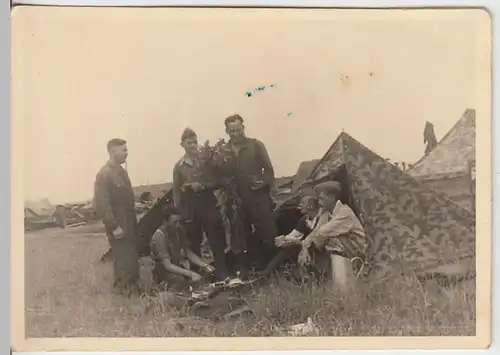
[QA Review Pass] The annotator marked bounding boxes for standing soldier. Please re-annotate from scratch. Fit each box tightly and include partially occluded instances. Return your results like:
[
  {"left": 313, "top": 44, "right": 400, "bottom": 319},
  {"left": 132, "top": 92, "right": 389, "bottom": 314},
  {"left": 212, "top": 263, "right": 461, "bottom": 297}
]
[
  {"left": 224, "top": 114, "right": 279, "bottom": 279},
  {"left": 94, "top": 138, "right": 141, "bottom": 296},
  {"left": 172, "top": 128, "right": 230, "bottom": 282}
]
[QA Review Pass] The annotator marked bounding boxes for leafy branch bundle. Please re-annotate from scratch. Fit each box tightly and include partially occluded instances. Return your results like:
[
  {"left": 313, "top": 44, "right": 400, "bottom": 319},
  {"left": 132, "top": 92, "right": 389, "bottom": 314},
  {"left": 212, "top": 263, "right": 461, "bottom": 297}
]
[{"left": 197, "top": 139, "right": 246, "bottom": 252}]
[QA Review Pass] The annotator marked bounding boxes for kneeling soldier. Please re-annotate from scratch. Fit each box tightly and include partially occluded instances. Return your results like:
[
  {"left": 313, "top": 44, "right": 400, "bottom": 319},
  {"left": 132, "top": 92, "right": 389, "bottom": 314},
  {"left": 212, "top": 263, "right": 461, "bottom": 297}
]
[{"left": 150, "top": 206, "right": 215, "bottom": 292}]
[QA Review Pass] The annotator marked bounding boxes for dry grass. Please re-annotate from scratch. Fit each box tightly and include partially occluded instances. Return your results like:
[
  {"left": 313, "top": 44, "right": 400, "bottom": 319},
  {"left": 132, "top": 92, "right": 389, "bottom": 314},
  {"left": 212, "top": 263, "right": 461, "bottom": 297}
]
[{"left": 25, "top": 227, "right": 476, "bottom": 337}]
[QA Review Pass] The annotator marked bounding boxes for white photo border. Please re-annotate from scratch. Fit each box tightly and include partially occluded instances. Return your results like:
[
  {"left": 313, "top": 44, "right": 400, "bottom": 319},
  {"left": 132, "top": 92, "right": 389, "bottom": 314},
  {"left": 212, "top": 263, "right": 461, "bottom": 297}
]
[{"left": 6, "top": 1, "right": 498, "bottom": 355}]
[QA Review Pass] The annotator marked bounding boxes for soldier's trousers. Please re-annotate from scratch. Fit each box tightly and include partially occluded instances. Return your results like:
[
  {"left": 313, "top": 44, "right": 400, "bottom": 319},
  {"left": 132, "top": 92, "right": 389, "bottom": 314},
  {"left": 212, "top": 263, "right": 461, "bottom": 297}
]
[
  {"left": 152, "top": 262, "right": 191, "bottom": 292},
  {"left": 184, "top": 204, "right": 229, "bottom": 281},
  {"left": 107, "top": 231, "right": 140, "bottom": 292},
  {"left": 259, "top": 244, "right": 302, "bottom": 276},
  {"left": 232, "top": 190, "right": 279, "bottom": 254}
]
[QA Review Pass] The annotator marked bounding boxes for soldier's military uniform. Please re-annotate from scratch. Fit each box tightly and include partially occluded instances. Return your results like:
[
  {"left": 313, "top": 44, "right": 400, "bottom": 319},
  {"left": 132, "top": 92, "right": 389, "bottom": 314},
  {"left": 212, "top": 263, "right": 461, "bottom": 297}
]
[
  {"left": 172, "top": 154, "right": 230, "bottom": 281},
  {"left": 94, "top": 160, "right": 140, "bottom": 294},
  {"left": 227, "top": 136, "right": 279, "bottom": 274}
]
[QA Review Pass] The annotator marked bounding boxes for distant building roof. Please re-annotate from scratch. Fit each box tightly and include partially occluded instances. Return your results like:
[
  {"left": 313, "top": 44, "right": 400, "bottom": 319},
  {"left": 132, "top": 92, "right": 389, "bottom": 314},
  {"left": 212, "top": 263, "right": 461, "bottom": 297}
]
[{"left": 291, "top": 159, "right": 321, "bottom": 193}]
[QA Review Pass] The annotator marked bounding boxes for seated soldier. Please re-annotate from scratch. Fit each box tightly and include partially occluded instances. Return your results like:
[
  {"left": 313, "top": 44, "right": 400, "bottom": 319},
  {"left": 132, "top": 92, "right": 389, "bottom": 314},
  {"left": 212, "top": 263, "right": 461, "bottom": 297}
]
[
  {"left": 298, "top": 181, "right": 367, "bottom": 281},
  {"left": 255, "top": 195, "right": 321, "bottom": 277},
  {"left": 150, "top": 206, "right": 215, "bottom": 292}
]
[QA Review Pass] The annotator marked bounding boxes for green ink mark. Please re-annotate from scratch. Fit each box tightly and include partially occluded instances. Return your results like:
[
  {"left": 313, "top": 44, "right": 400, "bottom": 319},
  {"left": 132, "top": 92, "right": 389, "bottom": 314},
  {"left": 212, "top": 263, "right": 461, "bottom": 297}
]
[
  {"left": 245, "top": 84, "right": 275, "bottom": 97},
  {"left": 287, "top": 112, "right": 293, "bottom": 116}
]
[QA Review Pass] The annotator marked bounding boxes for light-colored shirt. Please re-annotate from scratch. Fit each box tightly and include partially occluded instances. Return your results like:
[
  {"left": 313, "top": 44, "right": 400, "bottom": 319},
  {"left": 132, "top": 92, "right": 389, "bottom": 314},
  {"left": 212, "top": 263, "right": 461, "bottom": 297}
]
[
  {"left": 172, "top": 154, "right": 202, "bottom": 212},
  {"left": 172, "top": 154, "right": 226, "bottom": 220},
  {"left": 304, "top": 201, "right": 366, "bottom": 256}
]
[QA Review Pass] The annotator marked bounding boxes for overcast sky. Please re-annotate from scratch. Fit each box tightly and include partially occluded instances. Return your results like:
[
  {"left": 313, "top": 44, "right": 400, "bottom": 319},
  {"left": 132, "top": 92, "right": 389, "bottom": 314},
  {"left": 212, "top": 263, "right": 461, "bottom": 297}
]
[{"left": 14, "top": 7, "right": 483, "bottom": 204}]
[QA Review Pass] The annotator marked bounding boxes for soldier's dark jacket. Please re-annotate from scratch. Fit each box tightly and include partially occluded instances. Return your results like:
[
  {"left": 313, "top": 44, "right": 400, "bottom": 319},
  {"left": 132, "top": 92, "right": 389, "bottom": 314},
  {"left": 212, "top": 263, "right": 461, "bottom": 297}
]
[
  {"left": 172, "top": 154, "right": 224, "bottom": 220},
  {"left": 94, "top": 160, "right": 137, "bottom": 237},
  {"left": 228, "top": 137, "right": 275, "bottom": 196}
]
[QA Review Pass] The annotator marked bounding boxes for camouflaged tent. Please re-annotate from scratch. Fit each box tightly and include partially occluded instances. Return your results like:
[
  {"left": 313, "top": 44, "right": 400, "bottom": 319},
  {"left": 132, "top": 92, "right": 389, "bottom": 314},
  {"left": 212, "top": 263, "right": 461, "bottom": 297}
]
[
  {"left": 283, "top": 131, "right": 475, "bottom": 280},
  {"left": 408, "top": 109, "right": 476, "bottom": 212}
]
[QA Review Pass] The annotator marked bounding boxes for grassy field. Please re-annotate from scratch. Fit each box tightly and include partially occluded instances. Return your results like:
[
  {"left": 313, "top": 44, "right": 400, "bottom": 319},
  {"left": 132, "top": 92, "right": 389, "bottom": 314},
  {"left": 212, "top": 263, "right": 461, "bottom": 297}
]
[{"left": 25, "top": 226, "right": 476, "bottom": 337}]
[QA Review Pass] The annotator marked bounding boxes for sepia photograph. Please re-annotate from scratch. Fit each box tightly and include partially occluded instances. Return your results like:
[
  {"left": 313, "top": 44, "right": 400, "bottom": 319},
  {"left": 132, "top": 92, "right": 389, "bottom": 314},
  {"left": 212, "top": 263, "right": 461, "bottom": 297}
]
[{"left": 11, "top": 6, "right": 491, "bottom": 351}]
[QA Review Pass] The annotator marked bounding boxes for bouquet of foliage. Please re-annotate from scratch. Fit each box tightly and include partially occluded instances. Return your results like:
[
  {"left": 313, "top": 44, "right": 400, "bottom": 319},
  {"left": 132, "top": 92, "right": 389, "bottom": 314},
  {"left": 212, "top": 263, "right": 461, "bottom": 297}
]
[
  {"left": 197, "top": 139, "right": 246, "bottom": 252},
  {"left": 197, "top": 139, "right": 233, "bottom": 173}
]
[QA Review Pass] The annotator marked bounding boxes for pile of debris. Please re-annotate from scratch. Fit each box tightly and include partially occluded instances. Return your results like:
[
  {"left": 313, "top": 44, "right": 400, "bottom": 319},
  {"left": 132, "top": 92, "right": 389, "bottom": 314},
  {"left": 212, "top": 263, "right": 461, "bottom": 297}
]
[
  {"left": 24, "top": 198, "right": 60, "bottom": 231},
  {"left": 24, "top": 200, "right": 100, "bottom": 231},
  {"left": 57, "top": 201, "right": 97, "bottom": 228},
  {"left": 25, "top": 191, "right": 161, "bottom": 232}
]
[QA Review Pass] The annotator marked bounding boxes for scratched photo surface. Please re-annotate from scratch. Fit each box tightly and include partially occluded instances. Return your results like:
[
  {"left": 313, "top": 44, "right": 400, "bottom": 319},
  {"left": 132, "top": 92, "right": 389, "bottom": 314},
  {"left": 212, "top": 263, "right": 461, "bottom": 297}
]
[{"left": 12, "top": 6, "right": 490, "bottom": 348}]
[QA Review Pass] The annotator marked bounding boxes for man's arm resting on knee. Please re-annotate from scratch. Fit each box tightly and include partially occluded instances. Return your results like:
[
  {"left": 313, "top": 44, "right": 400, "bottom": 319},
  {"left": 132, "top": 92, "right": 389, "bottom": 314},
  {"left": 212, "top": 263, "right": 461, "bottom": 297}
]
[{"left": 303, "top": 210, "right": 354, "bottom": 249}]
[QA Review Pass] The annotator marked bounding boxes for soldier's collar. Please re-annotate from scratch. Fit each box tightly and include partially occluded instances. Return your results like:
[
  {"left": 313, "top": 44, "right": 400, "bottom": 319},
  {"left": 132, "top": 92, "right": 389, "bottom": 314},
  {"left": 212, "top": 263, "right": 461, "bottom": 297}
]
[
  {"left": 229, "top": 136, "right": 248, "bottom": 143},
  {"left": 106, "top": 160, "right": 125, "bottom": 170},
  {"left": 330, "top": 200, "right": 343, "bottom": 214},
  {"left": 180, "top": 154, "right": 196, "bottom": 166}
]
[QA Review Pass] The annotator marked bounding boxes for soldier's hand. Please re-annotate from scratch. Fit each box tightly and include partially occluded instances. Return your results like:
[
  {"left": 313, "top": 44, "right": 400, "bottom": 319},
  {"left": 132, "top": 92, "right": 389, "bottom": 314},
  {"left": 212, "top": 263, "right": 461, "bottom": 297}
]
[
  {"left": 113, "top": 227, "right": 124, "bottom": 240},
  {"left": 190, "top": 272, "right": 203, "bottom": 282},
  {"left": 203, "top": 264, "right": 215, "bottom": 274},
  {"left": 190, "top": 182, "right": 205, "bottom": 192},
  {"left": 274, "top": 235, "right": 285, "bottom": 247},
  {"left": 249, "top": 180, "right": 265, "bottom": 191},
  {"left": 182, "top": 182, "right": 205, "bottom": 192}
]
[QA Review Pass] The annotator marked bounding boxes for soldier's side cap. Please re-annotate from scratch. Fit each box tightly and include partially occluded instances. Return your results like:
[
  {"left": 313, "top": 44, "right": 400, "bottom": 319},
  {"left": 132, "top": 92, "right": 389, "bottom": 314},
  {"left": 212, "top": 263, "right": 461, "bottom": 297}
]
[
  {"left": 181, "top": 127, "right": 197, "bottom": 142},
  {"left": 314, "top": 181, "right": 342, "bottom": 195}
]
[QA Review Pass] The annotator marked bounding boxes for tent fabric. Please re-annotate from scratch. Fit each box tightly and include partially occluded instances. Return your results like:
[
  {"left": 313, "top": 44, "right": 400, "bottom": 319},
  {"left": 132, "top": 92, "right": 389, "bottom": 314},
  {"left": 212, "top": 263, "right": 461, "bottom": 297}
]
[
  {"left": 409, "top": 108, "right": 475, "bottom": 179},
  {"left": 469, "top": 160, "right": 476, "bottom": 182},
  {"left": 291, "top": 159, "right": 320, "bottom": 193},
  {"left": 24, "top": 198, "right": 55, "bottom": 217},
  {"left": 301, "top": 132, "right": 475, "bottom": 279}
]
